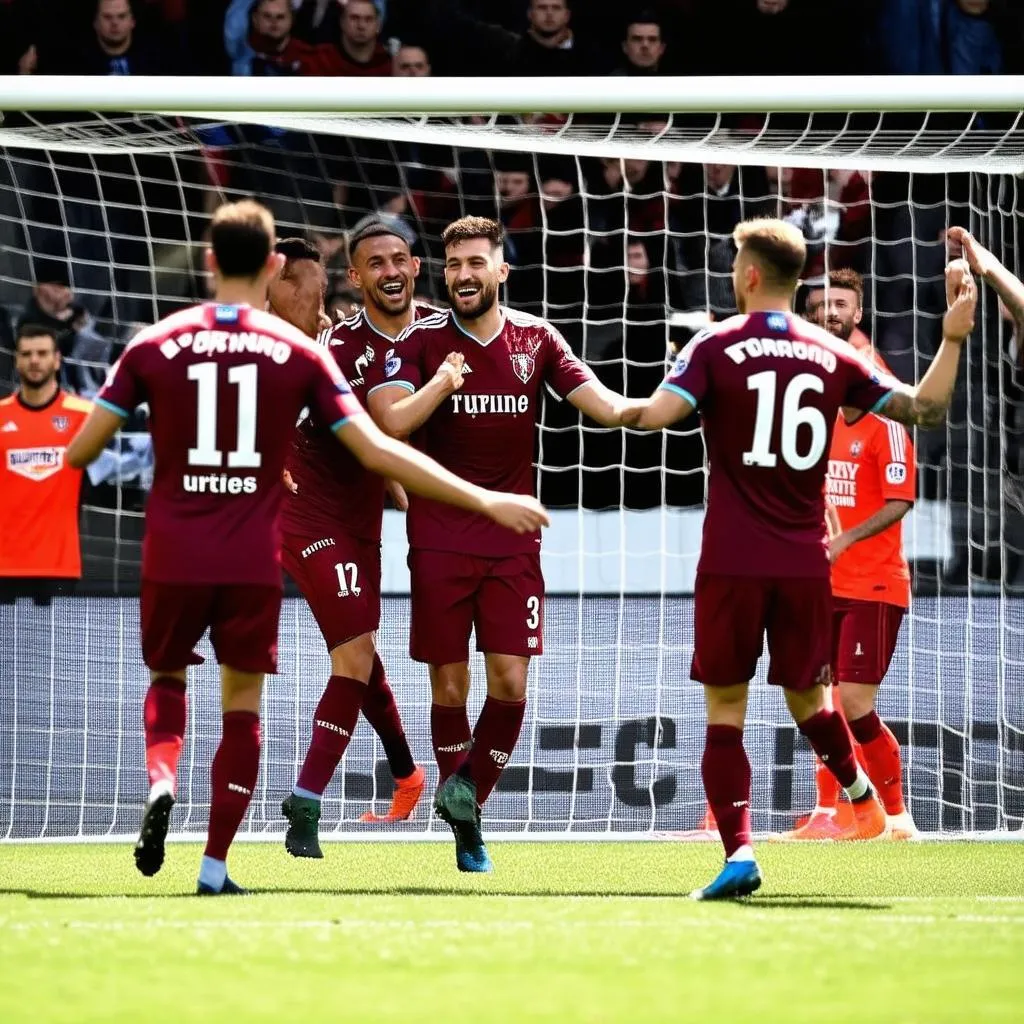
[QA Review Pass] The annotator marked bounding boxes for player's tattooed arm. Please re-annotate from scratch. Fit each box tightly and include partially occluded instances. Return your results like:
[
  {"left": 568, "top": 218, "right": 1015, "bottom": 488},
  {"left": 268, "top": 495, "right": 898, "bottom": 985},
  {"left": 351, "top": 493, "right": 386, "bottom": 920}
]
[
  {"left": 947, "top": 226, "right": 1024, "bottom": 342},
  {"left": 368, "top": 352, "right": 464, "bottom": 439},
  {"left": 877, "top": 264, "right": 976, "bottom": 430},
  {"left": 619, "top": 388, "right": 696, "bottom": 431},
  {"left": 66, "top": 405, "right": 125, "bottom": 468}
]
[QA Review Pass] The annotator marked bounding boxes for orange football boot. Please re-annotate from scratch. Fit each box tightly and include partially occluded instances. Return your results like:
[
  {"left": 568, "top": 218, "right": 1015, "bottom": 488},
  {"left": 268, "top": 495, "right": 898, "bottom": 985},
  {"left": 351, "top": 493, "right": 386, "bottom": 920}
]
[
  {"left": 777, "top": 810, "right": 844, "bottom": 840},
  {"left": 833, "top": 792, "right": 886, "bottom": 841},
  {"left": 359, "top": 765, "right": 426, "bottom": 822}
]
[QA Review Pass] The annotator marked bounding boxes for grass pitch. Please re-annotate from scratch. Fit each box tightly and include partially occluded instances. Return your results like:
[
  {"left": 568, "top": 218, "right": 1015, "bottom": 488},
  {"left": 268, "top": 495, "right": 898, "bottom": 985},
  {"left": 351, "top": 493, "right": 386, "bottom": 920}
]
[{"left": 0, "top": 841, "right": 1021, "bottom": 1023}]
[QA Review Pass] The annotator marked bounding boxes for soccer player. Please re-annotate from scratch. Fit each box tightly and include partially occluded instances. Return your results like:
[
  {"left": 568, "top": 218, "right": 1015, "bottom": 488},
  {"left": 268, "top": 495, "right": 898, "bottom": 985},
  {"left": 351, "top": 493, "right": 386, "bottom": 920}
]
[
  {"left": 0, "top": 324, "right": 92, "bottom": 605},
  {"left": 783, "top": 269, "right": 918, "bottom": 841},
  {"left": 269, "top": 227, "right": 433, "bottom": 857},
  {"left": 620, "top": 218, "right": 977, "bottom": 899},
  {"left": 367, "top": 216, "right": 630, "bottom": 872},
  {"left": 66, "top": 201, "right": 550, "bottom": 895}
]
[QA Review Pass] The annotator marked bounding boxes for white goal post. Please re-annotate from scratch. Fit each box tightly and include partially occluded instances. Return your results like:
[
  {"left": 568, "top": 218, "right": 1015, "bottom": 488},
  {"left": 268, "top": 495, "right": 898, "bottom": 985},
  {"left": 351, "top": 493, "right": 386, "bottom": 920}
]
[{"left": 0, "top": 75, "right": 1022, "bottom": 843}]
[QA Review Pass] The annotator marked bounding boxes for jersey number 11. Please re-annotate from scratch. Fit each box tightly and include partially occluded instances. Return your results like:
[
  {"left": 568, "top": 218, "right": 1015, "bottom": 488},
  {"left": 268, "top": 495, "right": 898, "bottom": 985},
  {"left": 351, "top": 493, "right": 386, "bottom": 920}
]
[{"left": 187, "top": 361, "right": 262, "bottom": 469}]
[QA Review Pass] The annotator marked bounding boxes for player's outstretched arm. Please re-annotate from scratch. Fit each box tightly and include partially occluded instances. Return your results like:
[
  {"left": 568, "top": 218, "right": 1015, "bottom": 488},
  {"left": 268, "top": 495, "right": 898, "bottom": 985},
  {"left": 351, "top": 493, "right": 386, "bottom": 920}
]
[
  {"left": 566, "top": 380, "right": 631, "bottom": 427},
  {"left": 876, "top": 264, "right": 977, "bottom": 430},
  {"left": 66, "top": 405, "right": 125, "bottom": 469},
  {"left": 368, "top": 352, "right": 464, "bottom": 439},
  {"left": 947, "top": 226, "right": 1024, "bottom": 341},
  {"left": 335, "top": 414, "right": 550, "bottom": 534},
  {"left": 619, "top": 388, "right": 696, "bottom": 431}
]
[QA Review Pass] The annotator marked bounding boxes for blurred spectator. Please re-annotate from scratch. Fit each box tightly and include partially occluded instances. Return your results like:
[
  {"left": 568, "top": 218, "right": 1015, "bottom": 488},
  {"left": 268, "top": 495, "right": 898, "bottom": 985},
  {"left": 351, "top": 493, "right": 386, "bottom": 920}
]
[
  {"left": 392, "top": 42, "right": 431, "bottom": 76},
  {"left": 613, "top": 14, "right": 668, "bottom": 76},
  {"left": 784, "top": 168, "right": 871, "bottom": 276},
  {"left": 319, "top": 0, "right": 391, "bottom": 75},
  {"left": 226, "top": 0, "right": 333, "bottom": 76},
  {"left": 52, "top": 0, "right": 169, "bottom": 76}
]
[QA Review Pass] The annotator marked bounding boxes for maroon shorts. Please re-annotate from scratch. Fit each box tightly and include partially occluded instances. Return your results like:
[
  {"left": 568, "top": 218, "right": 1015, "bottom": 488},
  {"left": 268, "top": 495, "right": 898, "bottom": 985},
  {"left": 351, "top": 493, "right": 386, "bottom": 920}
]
[
  {"left": 282, "top": 532, "right": 382, "bottom": 651},
  {"left": 140, "top": 581, "right": 282, "bottom": 674},
  {"left": 408, "top": 549, "right": 544, "bottom": 665},
  {"left": 831, "top": 596, "right": 905, "bottom": 685},
  {"left": 691, "top": 573, "right": 833, "bottom": 691}
]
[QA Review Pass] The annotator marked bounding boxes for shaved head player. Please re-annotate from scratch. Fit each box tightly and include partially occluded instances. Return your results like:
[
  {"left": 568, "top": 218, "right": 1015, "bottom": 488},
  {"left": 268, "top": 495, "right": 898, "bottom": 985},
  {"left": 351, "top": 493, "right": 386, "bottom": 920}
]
[{"left": 622, "top": 217, "right": 976, "bottom": 900}]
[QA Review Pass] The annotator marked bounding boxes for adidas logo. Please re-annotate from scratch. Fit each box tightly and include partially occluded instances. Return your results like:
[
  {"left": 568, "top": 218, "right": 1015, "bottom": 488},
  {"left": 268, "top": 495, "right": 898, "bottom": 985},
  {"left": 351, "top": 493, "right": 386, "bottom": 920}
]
[
  {"left": 461, "top": 361, "right": 472, "bottom": 374},
  {"left": 1, "top": 421, "right": 17, "bottom": 432}
]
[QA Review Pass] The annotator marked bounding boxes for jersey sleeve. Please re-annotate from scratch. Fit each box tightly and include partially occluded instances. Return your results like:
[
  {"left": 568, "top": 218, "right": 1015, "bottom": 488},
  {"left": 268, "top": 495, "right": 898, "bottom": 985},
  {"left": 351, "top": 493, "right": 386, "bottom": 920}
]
[
  {"left": 660, "top": 330, "right": 712, "bottom": 408},
  {"left": 365, "top": 330, "right": 423, "bottom": 397},
  {"left": 542, "top": 325, "right": 594, "bottom": 399},
  {"left": 95, "top": 343, "right": 145, "bottom": 418},
  {"left": 874, "top": 417, "right": 917, "bottom": 502},
  {"left": 307, "top": 346, "right": 364, "bottom": 431},
  {"left": 841, "top": 348, "right": 901, "bottom": 414}
]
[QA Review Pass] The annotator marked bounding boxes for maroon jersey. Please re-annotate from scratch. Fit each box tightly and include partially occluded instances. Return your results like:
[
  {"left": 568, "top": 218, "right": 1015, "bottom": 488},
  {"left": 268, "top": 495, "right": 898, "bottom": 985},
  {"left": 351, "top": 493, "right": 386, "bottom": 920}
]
[
  {"left": 366, "top": 306, "right": 594, "bottom": 556},
  {"left": 282, "top": 304, "right": 434, "bottom": 541},
  {"left": 662, "top": 311, "right": 897, "bottom": 578},
  {"left": 97, "top": 303, "right": 362, "bottom": 586}
]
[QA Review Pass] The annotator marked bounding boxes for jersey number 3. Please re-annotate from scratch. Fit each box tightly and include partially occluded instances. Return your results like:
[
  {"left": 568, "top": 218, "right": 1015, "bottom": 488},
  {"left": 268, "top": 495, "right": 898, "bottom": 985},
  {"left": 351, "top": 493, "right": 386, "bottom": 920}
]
[
  {"left": 744, "top": 371, "right": 827, "bottom": 471},
  {"left": 187, "top": 362, "right": 262, "bottom": 469}
]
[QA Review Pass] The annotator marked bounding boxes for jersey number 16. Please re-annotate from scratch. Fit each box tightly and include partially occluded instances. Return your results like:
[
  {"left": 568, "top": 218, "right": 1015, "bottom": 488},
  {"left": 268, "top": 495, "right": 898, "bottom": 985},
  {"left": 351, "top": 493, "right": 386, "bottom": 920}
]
[{"left": 743, "top": 371, "right": 828, "bottom": 471}]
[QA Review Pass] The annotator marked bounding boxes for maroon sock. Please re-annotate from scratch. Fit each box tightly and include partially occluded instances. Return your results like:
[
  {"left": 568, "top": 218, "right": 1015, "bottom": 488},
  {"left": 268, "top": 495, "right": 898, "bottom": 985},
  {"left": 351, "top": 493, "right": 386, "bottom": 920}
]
[
  {"left": 462, "top": 696, "right": 526, "bottom": 804},
  {"left": 295, "top": 675, "right": 366, "bottom": 797},
  {"left": 143, "top": 676, "right": 187, "bottom": 791},
  {"left": 799, "top": 709, "right": 860, "bottom": 790},
  {"left": 204, "top": 710, "right": 261, "bottom": 861},
  {"left": 702, "top": 725, "right": 752, "bottom": 858},
  {"left": 431, "top": 703, "right": 472, "bottom": 781},
  {"left": 361, "top": 654, "right": 416, "bottom": 780}
]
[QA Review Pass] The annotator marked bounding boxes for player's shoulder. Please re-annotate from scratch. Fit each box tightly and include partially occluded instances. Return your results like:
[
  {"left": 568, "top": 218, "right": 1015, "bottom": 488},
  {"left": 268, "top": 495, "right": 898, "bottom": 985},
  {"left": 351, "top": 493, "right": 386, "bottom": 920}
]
[
  {"left": 59, "top": 393, "right": 94, "bottom": 415},
  {"left": 413, "top": 300, "right": 444, "bottom": 320},
  {"left": 0, "top": 393, "right": 15, "bottom": 407},
  {"left": 324, "top": 309, "right": 367, "bottom": 347},
  {"left": 396, "top": 307, "right": 450, "bottom": 343},
  {"left": 503, "top": 305, "right": 558, "bottom": 336}
]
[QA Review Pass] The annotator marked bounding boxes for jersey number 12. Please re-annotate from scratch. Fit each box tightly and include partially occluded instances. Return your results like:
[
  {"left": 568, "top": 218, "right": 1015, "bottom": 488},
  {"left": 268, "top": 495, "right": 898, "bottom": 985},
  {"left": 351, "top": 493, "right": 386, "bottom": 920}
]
[
  {"left": 743, "top": 371, "right": 827, "bottom": 471},
  {"left": 187, "top": 362, "right": 262, "bottom": 469}
]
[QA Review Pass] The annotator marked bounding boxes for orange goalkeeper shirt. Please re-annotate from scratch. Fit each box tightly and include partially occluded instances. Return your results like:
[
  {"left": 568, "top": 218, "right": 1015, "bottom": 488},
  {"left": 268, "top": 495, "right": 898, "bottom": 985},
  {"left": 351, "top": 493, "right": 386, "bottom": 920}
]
[
  {"left": 827, "top": 408, "right": 916, "bottom": 609},
  {"left": 0, "top": 389, "right": 92, "bottom": 578}
]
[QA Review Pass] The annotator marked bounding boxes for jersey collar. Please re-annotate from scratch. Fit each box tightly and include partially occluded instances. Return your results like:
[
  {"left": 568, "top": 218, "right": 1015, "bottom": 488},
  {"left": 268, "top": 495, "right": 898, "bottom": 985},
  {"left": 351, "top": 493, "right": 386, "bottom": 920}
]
[
  {"left": 451, "top": 308, "right": 506, "bottom": 347},
  {"left": 16, "top": 387, "right": 61, "bottom": 412}
]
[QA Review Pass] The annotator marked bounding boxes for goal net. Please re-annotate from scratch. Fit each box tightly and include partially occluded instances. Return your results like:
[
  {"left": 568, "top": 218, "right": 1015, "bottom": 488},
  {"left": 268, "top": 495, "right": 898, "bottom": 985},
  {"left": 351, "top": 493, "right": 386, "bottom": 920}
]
[{"left": 1, "top": 78, "right": 1022, "bottom": 841}]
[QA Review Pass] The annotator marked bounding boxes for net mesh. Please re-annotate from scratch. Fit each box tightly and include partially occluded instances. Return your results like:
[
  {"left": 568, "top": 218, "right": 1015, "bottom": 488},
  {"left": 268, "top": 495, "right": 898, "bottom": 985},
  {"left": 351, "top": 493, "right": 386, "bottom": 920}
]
[{"left": 0, "top": 109, "right": 1022, "bottom": 839}]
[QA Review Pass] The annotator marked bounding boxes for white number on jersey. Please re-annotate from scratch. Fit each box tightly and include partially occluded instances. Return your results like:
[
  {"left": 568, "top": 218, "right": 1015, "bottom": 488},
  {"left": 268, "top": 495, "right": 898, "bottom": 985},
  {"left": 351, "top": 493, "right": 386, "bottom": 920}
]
[
  {"left": 743, "top": 371, "right": 827, "bottom": 471},
  {"left": 526, "top": 595, "right": 541, "bottom": 630},
  {"left": 335, "top": 562, "right": 361, "bottom": 597},
  {"left": 187, "top": 361, "right": 262, "bottom": 469}
]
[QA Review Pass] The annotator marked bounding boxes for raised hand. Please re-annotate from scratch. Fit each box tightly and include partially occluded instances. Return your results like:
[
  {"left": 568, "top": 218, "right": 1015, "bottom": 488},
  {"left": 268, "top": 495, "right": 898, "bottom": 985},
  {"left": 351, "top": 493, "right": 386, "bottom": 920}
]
[
  {"left": 942, "top": 271, "right": 978, "bottom": 343},
  {"left": 282, "top": 468, "right": 298, "bottom": 494},
  {"left": 483, "top": 493, "right": 551, "bottom": 534},
  {"left": 946, "top": 227, "right": 1000, "bottom": 280},
  {"left": 945, "top": 257, "right": 970, "bottom": 307}
]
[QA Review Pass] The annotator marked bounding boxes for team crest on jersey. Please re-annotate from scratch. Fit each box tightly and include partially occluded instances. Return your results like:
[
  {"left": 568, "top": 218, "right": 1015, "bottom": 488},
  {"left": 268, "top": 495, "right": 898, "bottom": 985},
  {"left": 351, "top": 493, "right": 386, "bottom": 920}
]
[
  {"left": 383, "top": 348, "right": 401, "bottom": 378},
  {"left": 214, "top": 304, "right": 240, "bottom": 323},
  {"left": 766, "top": 312, "right": 789, "bottom": 332},
  {"left": 51, "top": 415, "right": 70, "bottom": 433},
  {"left": 6, "top": 446, "right": 64, "bottom": 482},
  {"left": 510, "top": 352, "right": 535, "bottom": 384},
  {"left": 850, "top": 440, "right": 863, "bottom": 456}
]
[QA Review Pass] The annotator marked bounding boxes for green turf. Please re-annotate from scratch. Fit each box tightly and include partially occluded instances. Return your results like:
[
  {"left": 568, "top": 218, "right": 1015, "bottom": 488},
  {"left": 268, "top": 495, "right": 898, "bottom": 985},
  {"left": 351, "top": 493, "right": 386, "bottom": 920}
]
[{"left": 1, "top": 841, "right": 1022, "bottom": 1023}]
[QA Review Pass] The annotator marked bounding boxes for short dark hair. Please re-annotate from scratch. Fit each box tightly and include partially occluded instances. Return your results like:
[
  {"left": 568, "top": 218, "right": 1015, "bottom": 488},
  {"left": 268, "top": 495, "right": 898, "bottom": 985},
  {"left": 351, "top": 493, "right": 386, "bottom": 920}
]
[
  {"left": 733, "top": 217, "right": 806, "bottom": 290},
  {"left": 347, "top": 219, "right": 412, "bottom": 261},
  {"left": 210, "top": 200, "right": 274, "bottom": 279},
  {"left": 16, "top": 323, "right": 58, "bottom": 352},
  {"left": 441, "top": 216, "right": 504, "bottom": 252},
  {"left": 824, "top": 267, "right": 864, "bottom": 308},
  {"left": 626, "top": 12, "right": 662, "bottom": 36},
  {"left": 275, "top": 236, "right": 322, "bottom": 264}
]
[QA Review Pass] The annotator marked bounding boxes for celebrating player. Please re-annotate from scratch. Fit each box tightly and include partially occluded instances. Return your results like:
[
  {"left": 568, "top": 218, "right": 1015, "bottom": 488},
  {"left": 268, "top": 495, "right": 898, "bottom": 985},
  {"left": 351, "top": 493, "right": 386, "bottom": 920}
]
[
  {"left": 782, "top": 269, "right": 918, "bottom": 841},
  {"left": 947, "top": 226, "right": 1024, "bottom": 342},
  {"left": 269, "top": 227, "right": 433, "bottom": 858},
  {"left": 66, "top": 201, "right": 551, "bottom": 895},
  {"left": 621, "top": 218, "right": 977, "bottom": 900},
  {"left": 367, "top": 216, "right": 630, "bottom": 872}
]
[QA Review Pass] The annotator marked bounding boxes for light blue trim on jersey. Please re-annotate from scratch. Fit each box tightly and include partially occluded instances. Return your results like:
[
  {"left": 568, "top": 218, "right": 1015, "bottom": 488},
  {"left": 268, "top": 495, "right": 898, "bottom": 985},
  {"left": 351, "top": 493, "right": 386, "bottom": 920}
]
[
  {"left": 659, "top": 382, "right": 698, "bottom": 408},
  {"left": 452, "top": 309, "right": 506, "bottom": 347},
  {"left": 367, "top": 379, "right": 416, "bottom": 398},
  {"left": 330, "top": 415, "right": 351, "bottom": 432},
  {"left": 871, "top": 389, "right": 896, "bottom": 414},
  {"left": 96, "top": 397, "right": 129, "bottom": 419}
]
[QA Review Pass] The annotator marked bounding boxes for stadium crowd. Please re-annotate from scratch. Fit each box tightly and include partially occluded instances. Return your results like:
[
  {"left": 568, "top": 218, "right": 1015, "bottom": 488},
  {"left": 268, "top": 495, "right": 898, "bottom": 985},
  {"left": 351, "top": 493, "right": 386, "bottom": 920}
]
[{"left": 0, "top": 0, "right": 1021, "bottom": 592}]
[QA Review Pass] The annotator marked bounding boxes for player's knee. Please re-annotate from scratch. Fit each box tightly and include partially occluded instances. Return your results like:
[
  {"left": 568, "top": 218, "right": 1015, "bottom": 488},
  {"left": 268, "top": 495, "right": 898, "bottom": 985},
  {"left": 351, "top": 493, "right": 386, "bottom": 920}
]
[
  {"left": 784, "top": 683, "right": 827, "bottom": 725},
  {"left": 839, "top": 682, "right": 876, "bottom": 722},
  {"left": 220, "top": 667, "right": 264, "bottom": 714},
  {"left": 485, "top": 655, "right": 528, "bottom": 702},
  {"left": 329, "top": 632, "right": 375, "bottom": 682},
  {"left": 430, "top": 663, "right": 470, "bottom": 706}
]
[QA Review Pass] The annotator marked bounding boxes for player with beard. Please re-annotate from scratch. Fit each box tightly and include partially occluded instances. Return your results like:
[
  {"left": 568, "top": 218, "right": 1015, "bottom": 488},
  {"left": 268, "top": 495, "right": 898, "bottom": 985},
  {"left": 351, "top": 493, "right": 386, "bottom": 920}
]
[
  {"left": 778, "top": 268, "right": 918, "bottom": 840},
  {"left": 367, "top": 216, "right": 631, "bottom": 872},
  {"left": 620, "top": 219, "right": 976, "bottom": 899},
  {"left": 273, "top": 226, "right": 438, "bottom": 856}
]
